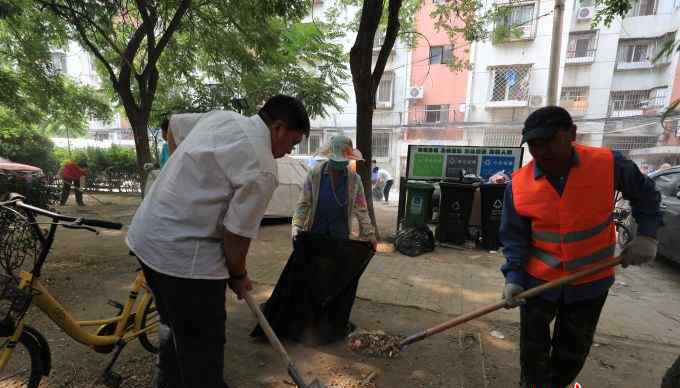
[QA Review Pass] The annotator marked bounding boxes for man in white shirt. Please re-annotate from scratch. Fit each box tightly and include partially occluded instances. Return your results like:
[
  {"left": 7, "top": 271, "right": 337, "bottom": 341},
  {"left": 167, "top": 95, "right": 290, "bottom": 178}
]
[
  {"left": 371, "top": 160, "right": 394, "bottom": 203},
  {"left": 126, "top": 95, "right": 310, "bottom": 388}
]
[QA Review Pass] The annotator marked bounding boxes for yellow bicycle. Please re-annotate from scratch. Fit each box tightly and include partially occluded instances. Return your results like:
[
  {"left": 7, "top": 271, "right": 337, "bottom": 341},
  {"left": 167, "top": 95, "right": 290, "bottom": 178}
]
[{"left": 0, "top": 193, "right": 159, "bottom": 387}]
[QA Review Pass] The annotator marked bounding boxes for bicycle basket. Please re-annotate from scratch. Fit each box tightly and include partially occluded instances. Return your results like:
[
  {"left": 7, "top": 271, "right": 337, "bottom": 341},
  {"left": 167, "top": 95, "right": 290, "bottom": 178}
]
[
  {"left": 0, "top": 273, "right": 33, "bottom": 335},
  {"left": 0, "top": 205, "right": 41, "bottom": 279}
]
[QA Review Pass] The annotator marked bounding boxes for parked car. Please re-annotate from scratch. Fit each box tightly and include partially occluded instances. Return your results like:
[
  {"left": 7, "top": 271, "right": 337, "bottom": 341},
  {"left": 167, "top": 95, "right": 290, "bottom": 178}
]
[
  {"left": 619, "top": 166, "right": 680, "bottom": 263},
  {"left": 649, "top": 166, "right": 680, "bottom": 263}
]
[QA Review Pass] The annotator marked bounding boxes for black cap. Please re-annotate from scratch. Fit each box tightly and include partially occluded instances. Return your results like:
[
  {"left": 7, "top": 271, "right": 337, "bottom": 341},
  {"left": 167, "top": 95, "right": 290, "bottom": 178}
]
[{"left": 521, "top": 106, "right": 574, "bottom": 144}]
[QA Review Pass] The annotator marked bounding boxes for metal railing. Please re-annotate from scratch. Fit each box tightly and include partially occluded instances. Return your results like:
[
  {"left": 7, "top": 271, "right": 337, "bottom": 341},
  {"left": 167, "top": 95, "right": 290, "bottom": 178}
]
[
  {"left": 566, "top": 48, "right": 596, "bottom": 59},
  {"left": 608, "top": 90, "right": 666, "bottom": 118},
  {"left": 408, "top": 108, "right": 462, "bottom": 125}
]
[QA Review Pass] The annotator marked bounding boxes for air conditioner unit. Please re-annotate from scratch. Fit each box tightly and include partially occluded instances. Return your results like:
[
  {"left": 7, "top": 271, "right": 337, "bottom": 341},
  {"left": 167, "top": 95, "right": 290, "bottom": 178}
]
[
  {"left": 529, "top": 95, "right": 543, "bottom": 107},
  {"left": 576, "top": 7, "right": 594, "bottom": 20},
  {"left": 408, "top": 86, "right": 424, "bottom": 99}
]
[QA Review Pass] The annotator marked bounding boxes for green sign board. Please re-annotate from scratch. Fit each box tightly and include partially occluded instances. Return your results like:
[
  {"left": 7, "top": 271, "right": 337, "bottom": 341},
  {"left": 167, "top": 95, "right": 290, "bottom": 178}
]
[
  {"left": 407, "top": 145, "right": 523, "bottom": 180},
  {"left": 412, "top": 152, "right": 444, "bottom": 178}
]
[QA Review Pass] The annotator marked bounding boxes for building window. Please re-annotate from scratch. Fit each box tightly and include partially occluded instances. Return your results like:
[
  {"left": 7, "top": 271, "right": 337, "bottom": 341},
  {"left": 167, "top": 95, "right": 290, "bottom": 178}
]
[
  {"left": 673, "top": 119, "right": 680, "bottom": 138},
  {"left": 372, "top": 132, "right": 391, "bottom": 158},
  {"left": 567, "top": 32, "right": 597, "bottom": 59},
  {"left": 628, "top": 0, "right": 656, "bottom": 16},
  {"left": 618, "top": 41, "right": 650, "bottom": 63},
  {"left": 294, "top": 133, "right": 323, "bottom": 155},
  {"left": 609, "top": 90, "right": 651, "bottom": 117},
  {"left": 496, "top": 3, "right": 535, "bottom": 39},
  {"left": 489, "top": 65, "right": 531, "bottom": 102},
  {"left": 646, "top": 87, "right": 668, "bottom": 108},
  {"left": 429, "top": 45, "right": 454, "bottom": 65},
  {"left": 51, "top": 52, "right": 67, "bottom": 74},
  {"left": 560, "top": 87, "right": 589, "bottom": 116},
  {"left": 376, "top": 72, "right": 394, "bottom": 109},
  {"left": 424, "top": 104, "right": 450, "bottom": 123}
]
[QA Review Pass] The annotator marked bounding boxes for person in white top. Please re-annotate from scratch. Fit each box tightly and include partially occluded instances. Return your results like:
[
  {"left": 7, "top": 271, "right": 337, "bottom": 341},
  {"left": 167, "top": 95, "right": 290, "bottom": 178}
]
[
  {"left": 371, "top": 160, "right": 394, "bottom": 203},
  {"left": 165, "top": 112, "right": 205, "bottom": 154},
  {"left": 126, "top": 95, "right": 310, "bottom": 388}
]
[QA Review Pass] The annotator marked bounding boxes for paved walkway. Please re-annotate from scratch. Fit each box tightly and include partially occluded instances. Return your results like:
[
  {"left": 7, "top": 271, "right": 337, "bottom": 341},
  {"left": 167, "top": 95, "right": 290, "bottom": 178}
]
[{"left": 249, "top": 202, "right": 680, "bottom": 347}]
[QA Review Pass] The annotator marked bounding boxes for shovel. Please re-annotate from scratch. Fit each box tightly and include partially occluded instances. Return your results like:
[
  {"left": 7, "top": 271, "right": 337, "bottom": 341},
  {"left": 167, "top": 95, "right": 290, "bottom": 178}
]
[
  {"left": 243, "top": 290, "right": 326, "bottom": 388},
  {"left": 400, "top": 256, "right": 622, "bottom": 350}
]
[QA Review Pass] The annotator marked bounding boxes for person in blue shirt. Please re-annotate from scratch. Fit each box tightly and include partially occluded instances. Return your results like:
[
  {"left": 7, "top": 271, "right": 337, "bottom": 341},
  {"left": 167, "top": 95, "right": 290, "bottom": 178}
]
[
  {"left": 159, "top": 118, "right": 170, "bottom": 169},
  {"left": 500, "top": 106, "right": 662, "bottom": 388}
]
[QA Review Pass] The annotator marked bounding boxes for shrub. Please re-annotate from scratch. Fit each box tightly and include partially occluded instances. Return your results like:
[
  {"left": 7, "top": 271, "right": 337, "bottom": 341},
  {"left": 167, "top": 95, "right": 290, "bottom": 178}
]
[{"left": 0, "top": 128, "right": 59, "bottom": 174}]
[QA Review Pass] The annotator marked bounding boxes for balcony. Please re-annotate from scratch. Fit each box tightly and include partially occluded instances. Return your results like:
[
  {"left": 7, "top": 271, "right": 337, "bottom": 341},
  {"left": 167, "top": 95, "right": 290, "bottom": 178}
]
[
  {"left": 408, "top": 108, "right": 462, "bottom": 125},
  {"left": 608, "top": 89, "right": 667, "bottom": 118},
  {"left": 559, "top": 99, "right": 589, "bottom": 117},
  {"left": 566, "top": 48, "right": 596, "bottom": 64},
  {"left": 617, "top": 60, "right": 654, "bottom": 70}
]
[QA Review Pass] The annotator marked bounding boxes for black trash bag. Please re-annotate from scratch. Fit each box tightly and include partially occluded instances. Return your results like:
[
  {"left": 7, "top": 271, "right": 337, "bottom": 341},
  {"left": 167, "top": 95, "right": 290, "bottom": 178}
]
[
  {"left": 250, "top": 232, "right": 374, "bottom": 344},
  {"left": 394, "top": 226, "right": 435, "bottom": 257}
]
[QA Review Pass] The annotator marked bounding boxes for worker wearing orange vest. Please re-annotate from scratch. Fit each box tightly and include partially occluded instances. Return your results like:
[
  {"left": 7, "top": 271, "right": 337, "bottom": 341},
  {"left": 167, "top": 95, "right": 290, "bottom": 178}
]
[{"left": 500, "top": 107, "right": 662, "bottom": 388}]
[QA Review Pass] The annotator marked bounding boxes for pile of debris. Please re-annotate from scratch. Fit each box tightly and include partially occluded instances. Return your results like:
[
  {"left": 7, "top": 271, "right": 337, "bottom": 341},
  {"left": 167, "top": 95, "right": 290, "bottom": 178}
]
[{"left": 347, "top": 330, "right": 402, "bottom": 358}]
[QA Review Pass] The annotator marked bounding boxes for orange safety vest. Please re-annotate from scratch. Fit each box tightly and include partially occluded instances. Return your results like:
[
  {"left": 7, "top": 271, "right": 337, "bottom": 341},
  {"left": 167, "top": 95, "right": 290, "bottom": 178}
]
[{"left": 512, "top": 144, "right": 615, "bottom": 285}]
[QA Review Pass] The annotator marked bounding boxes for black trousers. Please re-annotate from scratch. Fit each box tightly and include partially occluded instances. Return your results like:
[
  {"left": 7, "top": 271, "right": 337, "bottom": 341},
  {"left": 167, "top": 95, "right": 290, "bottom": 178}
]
[
  {"left": 520, "top": 292, "right": 608, "bottom": 388},
  {"left": 139, "top": 261, "right": 228, "bottom": 388},
  {"left": 383, "top": 179, "right": 394, "bottom": 202},
  {"left": 60, "top": 179, "right": 84, "bottom": 205}
]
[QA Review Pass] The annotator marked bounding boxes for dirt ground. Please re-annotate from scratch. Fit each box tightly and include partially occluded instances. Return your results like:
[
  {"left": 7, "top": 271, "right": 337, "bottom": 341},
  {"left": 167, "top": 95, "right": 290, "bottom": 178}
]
[{"left": 11, "top": 193, "right": 680, "bottom": 388}]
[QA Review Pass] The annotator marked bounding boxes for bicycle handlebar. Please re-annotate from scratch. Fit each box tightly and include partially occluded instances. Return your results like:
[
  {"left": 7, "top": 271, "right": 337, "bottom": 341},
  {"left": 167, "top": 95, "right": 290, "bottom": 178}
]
[{"left": 7, "top": 193, "right": 123, "bottom": 230}]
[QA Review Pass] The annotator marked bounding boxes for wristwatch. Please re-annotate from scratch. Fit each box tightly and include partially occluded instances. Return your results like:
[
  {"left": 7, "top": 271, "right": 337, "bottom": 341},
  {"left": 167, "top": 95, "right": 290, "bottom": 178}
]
[{"left": 230, "top": 270, "right": 247, "bottom": 280}]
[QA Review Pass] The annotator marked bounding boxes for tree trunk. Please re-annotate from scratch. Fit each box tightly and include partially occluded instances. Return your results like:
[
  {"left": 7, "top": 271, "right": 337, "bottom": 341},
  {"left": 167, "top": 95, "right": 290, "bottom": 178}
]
[
  {"left": 129, "top": 114, "right": 152, "bottom": 194},
  {"left": 356, "top": 90, "right": 377, "bottom": 238},
  {"left": 350, "top": 0, "right": 403, "bottom": 241}
]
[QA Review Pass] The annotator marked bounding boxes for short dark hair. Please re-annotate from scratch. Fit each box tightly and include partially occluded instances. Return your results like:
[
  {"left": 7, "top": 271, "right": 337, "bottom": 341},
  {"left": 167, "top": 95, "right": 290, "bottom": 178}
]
[
  {"left": 258, "top": 95, "right": 310, "bottom": 136},
  {"left": 160, "top": 118, "right": 169, "bottom": 133},
  {"left": 524, "top": 106, "right": 574, "bottom": 133}
]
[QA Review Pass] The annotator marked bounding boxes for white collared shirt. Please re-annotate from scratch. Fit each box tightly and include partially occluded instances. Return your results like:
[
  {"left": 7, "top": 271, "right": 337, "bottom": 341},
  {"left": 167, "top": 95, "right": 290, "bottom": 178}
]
[{"left": 127, "top": 111, "right": 278, "bottom": 279}]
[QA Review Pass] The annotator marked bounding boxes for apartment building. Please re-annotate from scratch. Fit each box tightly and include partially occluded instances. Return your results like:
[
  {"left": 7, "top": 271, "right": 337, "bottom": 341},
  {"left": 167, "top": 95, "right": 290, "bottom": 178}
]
[
  {"left": 464, "top": 0, "right": 680, "bottom": 152},
  {"left": 50, "top": 42, "right": 132, "bottom": 146},
  {"left": 296, "top": 0, "right": 411, "bottom": 180}
]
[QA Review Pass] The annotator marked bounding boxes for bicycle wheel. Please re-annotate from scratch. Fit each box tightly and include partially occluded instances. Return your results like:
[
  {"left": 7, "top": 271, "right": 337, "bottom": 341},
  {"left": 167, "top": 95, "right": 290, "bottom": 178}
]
[
  {"left": 138, "top": 296, "right": 160, "bottom": 354},
  {"left": 0, "top": 332, "right": 45, "bottom": 388}
]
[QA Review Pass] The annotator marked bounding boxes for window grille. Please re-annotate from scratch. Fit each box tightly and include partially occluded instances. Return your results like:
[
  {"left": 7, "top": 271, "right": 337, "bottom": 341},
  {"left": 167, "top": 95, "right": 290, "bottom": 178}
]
[
  {"left": 567, "top": 32, "right": 597, "bottom": 59},
  {"left": 560, "top": 87, "right": 589, "bottom": 116},
  {"left": 372, "top": 132, "right": 391, "bottom": 158},
  {"left": 489, "top": 65, "right": 531, "bottom": 102}
]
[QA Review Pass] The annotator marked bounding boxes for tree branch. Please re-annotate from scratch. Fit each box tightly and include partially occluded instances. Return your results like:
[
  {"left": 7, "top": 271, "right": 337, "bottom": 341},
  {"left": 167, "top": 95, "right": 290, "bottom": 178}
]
[
  {"left": 371, "top": 0, "right": 403, "bottom": 93},
  {"left": 146, "top": 0, "right": 191, "bottom": 68},
  {"left": 119, "top": 24, "right": 147, "bottom": 114}
]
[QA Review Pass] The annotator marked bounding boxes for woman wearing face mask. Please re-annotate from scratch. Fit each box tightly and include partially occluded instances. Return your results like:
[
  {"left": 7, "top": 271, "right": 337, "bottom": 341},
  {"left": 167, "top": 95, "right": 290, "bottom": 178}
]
[{"left": 292, "top": 135, "right": 376, "bottom": 248}]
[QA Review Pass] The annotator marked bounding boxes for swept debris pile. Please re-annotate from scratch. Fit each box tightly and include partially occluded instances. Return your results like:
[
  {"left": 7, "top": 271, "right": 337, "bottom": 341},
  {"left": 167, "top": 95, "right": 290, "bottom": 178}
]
[{"left": 347, "top": 330, "right": 402, "bottom": 358}]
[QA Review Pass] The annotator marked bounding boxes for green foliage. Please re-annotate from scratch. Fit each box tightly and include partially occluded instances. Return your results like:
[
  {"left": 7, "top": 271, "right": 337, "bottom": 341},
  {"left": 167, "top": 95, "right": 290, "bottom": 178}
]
[
  {"left": 54, "top": 146, "right": 137, "bottom": 176},
  {"left": 151, "top": 12, "right": 349, "bottom": 121},
  {"left": 592, "top": 0, "right": 633, "bottom": 27},
  {"left": 0, "top": 127, "right": 59, "bottom": 174},
  {"left": 0, "top": 0, "right": 112, "bottom": 136}
]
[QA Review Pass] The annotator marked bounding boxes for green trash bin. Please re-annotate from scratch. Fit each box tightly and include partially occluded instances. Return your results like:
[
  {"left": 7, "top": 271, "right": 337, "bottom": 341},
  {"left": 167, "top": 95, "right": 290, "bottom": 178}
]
[{"left": 404, "top": 181, "right": 435, "bottom": 228}]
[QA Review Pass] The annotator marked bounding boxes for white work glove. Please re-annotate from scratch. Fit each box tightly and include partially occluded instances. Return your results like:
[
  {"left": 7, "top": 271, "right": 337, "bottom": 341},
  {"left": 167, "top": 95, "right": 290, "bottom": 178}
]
[
  {"left": 620, "top": 235, "right": 657, "bottom": 268},
  {"left": 502, "top": 283, "right": 525, "bottom": 309}
]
